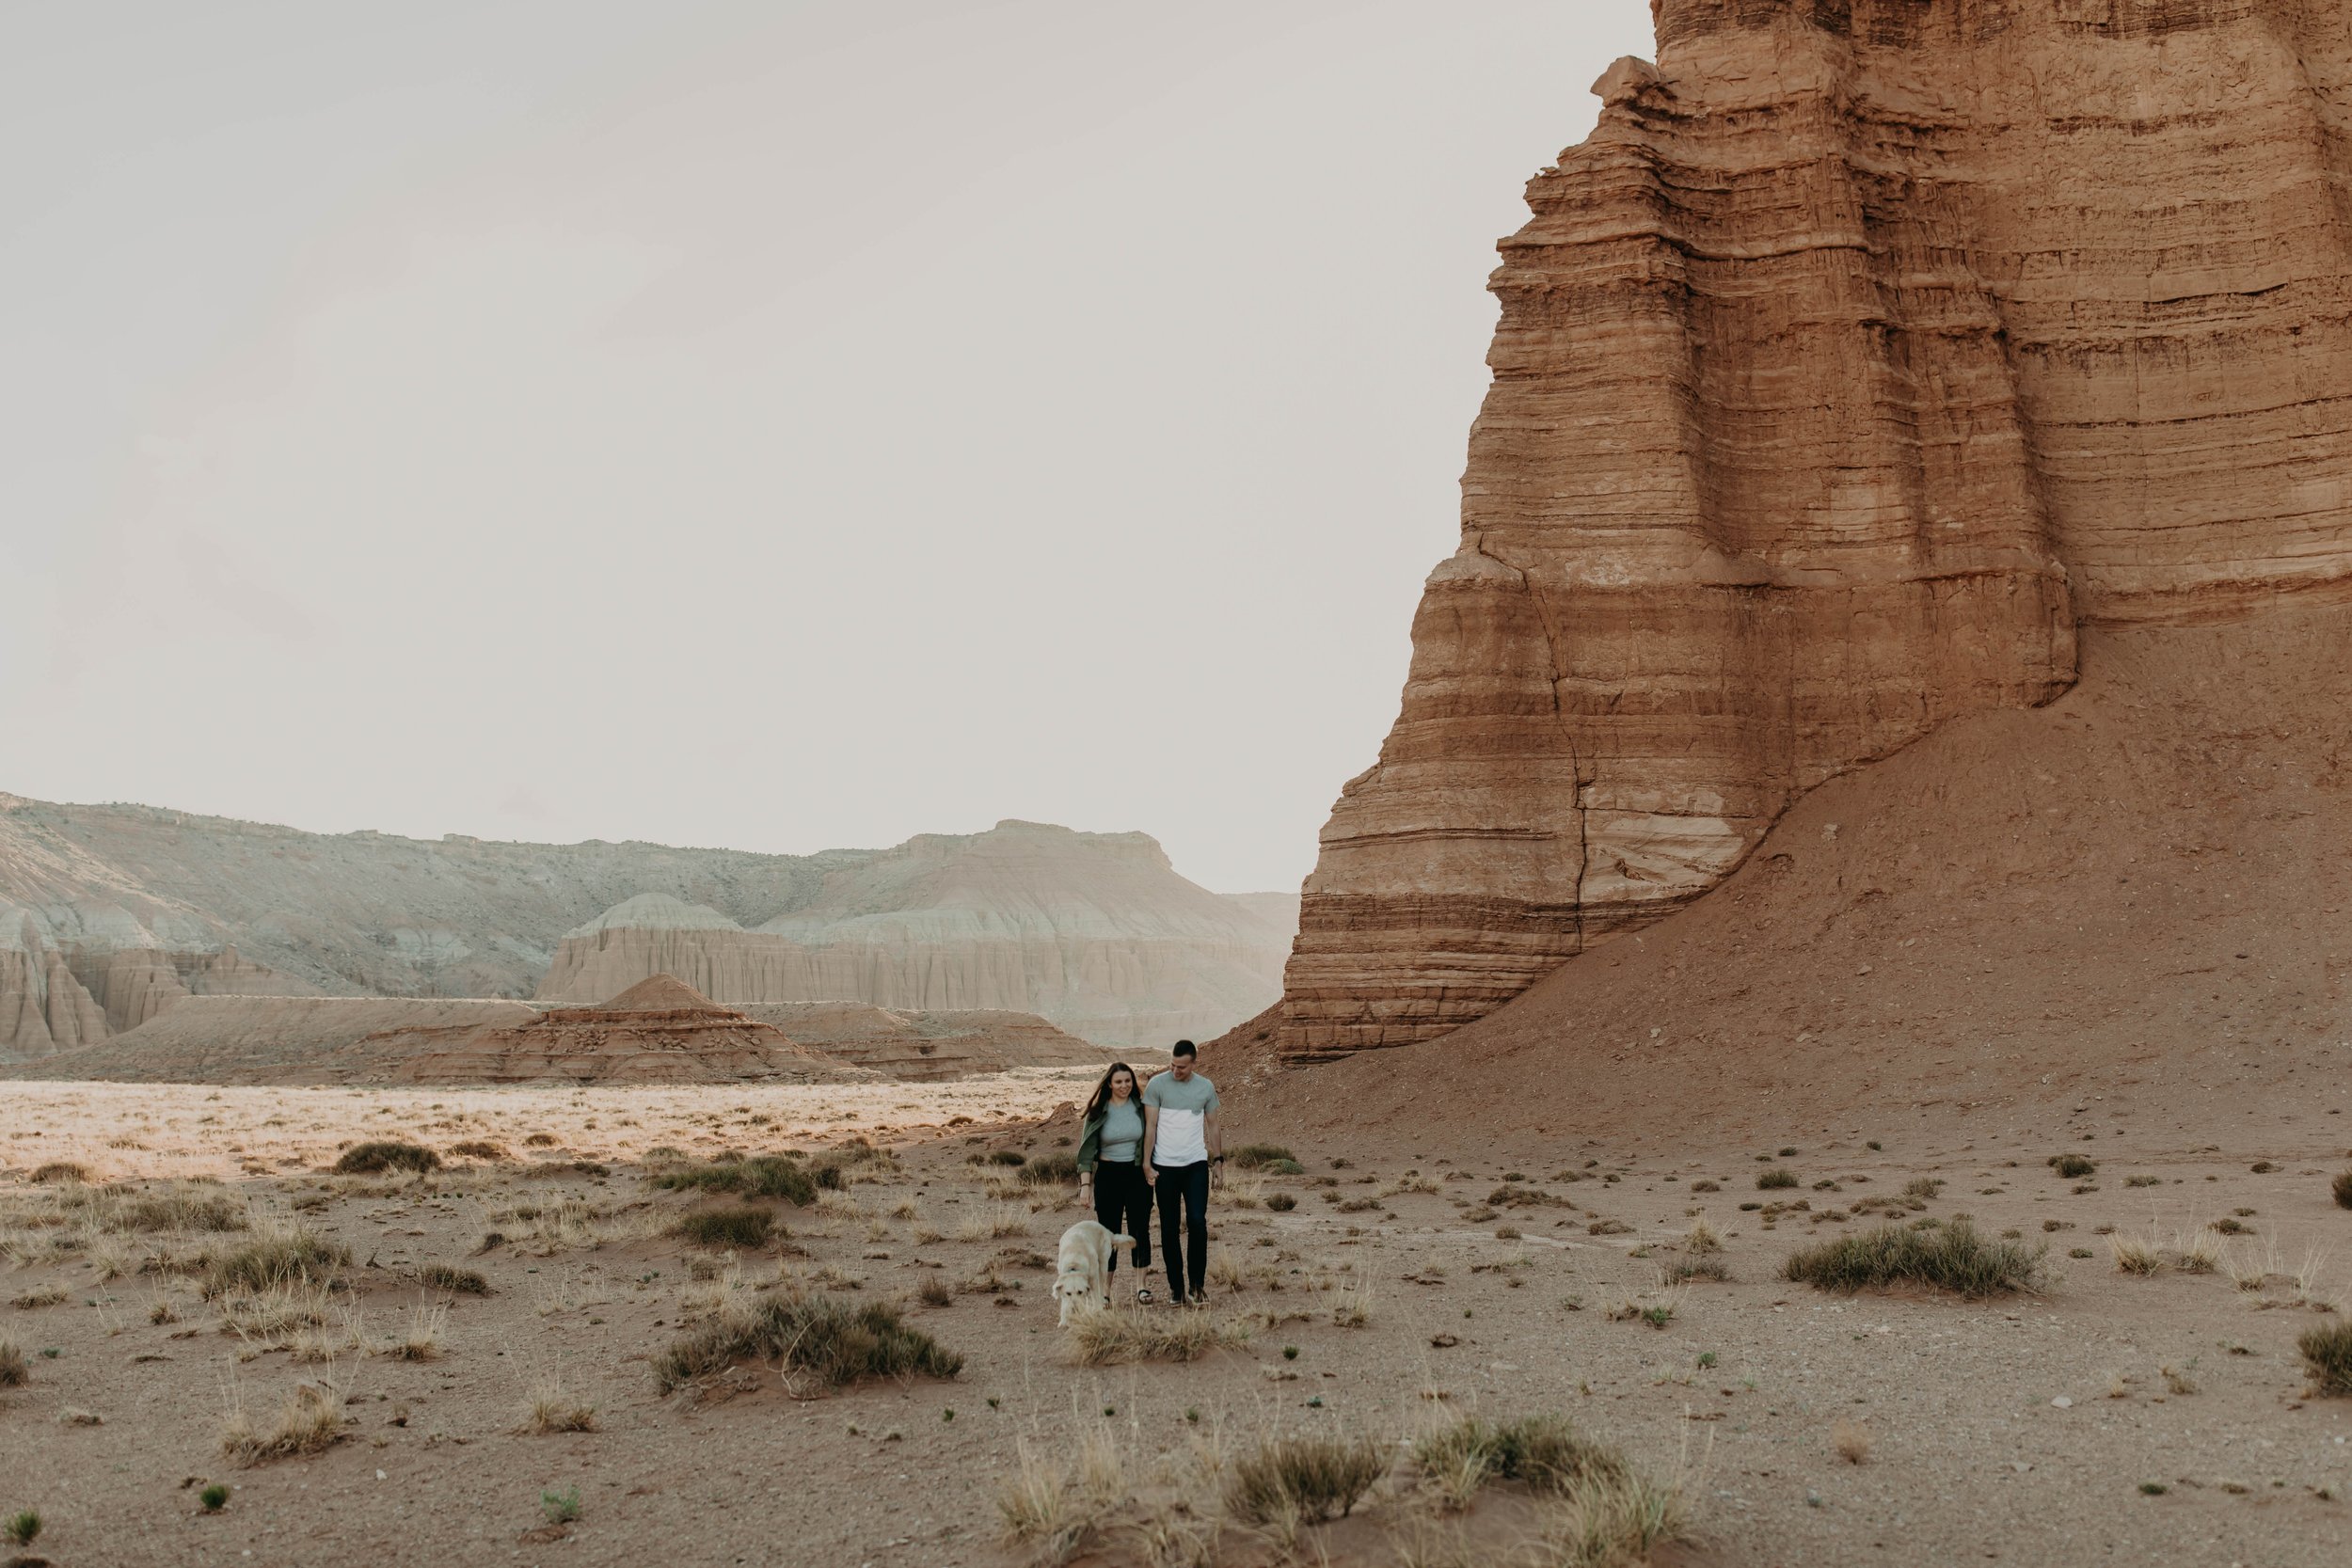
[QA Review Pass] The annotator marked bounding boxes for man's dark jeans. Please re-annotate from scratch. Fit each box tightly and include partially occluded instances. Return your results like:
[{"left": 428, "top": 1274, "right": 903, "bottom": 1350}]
[{"left": 1153, "top": 1161, "right": 1210, "bottom": 1303}]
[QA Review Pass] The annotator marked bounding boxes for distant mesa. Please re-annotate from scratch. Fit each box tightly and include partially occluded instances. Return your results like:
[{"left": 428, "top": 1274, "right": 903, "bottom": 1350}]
[
  {"left": 534, "top": 819, "right": 1293, "bottom": 1048},
  {"left": 0, "top": 802, "right": 1297, "bottom": 1067}
]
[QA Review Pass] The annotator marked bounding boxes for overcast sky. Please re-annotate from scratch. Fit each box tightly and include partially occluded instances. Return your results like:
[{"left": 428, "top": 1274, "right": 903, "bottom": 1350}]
[{"left": 1, "top": 0, "right": 1655, "bottom": 894}]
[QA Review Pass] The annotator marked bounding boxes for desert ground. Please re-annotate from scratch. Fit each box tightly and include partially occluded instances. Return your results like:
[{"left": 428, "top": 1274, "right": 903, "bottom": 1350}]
[{"left": 2, "top": 1074, "right": 2347, "bottom": 1567}]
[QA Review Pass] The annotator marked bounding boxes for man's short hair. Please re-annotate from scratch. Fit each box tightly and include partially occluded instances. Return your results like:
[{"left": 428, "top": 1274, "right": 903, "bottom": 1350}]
[{"left": 1170, "top": 1038, "right": 1198, "bottom": 1059}]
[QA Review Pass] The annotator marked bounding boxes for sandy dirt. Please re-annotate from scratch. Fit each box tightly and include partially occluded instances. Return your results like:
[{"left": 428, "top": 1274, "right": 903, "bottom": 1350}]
[{"left": 3, "top": 1076, "right": 2346, "bottom": 1567}]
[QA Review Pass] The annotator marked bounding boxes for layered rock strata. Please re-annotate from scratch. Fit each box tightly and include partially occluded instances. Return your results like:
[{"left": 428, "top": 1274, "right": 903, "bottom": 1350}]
[{"left": 1285, "top": 0, "right": 2352, "bottom": 1057}]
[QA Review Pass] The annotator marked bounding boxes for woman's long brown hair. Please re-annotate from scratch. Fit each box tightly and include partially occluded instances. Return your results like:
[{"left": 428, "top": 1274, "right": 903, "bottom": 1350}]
[{"left": 1083, "top": 1062, "right": 1138, "bottom": 1126}]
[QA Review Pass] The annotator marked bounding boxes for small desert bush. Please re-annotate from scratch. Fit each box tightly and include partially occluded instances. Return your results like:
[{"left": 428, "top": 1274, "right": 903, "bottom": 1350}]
[
  {"left": 2332, "top": 1170, "right": 2352, "bottom": 1211},
  {"left": 1225, "top": 1432, "right": 1384, "bottom": 1526},
  {"left": 29, "top": 1162, "right": 90, "bottom": 1185},
  {"left": 449, "top": 1140, "right": 509, "bottom": 1162},
  {"left": 1229, "top": 1145, "right": 1296, "bottom": 1171},
  {"left": 1067, "top": 1307, "right": 1249, "bottom": 1367},
  {"left": 987, "top": 1149, "right": 1026, "bottom": 1167},
  {"left": 1756, "top": 1168, "right": 1798, "bottom": 1191},
  {"left": 101, "top": 1185, "right": 249, "bottom": 1234},
  {"left": 956, "top": 1204, "right": 1031, "bottom": 1242},
  {"left": 1901, "top": 1177, "right": 1944, "bottom": 1202},
  {"left": 417, "top": 1263, "right": 489, "bottom": 1295},
  {"left": 1683, "top": 1217, "right": 1721, "bottom": 1255},
  {"left": 521, "top": 1373, "right": 598, "bottom": 1433},
  {"left": 1264, "top": 1193, "right": 1297, "bottom": 1212},
  {"left": 200, "top": 1229, "right": 351, "bottom": 1299},
  {"left": 10, "top": 1283, "right": 67, "bottom": 1310},
  {"left": 916, "top": 1276, "right": 954, "bottom": 1307},
  {"left": 2301, "top": 1320, "right": 2352, "bottom": 1396},
  {"left": 2108, "top": 1233, "right": 2165, "bottom": 1275},
  {"left": 1017, "top": 1152, "right": 1079, "bottom": 1187},
  {"left": 333, "top": 1141, "right": 441, "bottom": 1176},
  {"left": 0, "top": 1337, "right": 26, "bottom": 1386},
  {"left": 2048, "top": 1153, "right": 2097, "bottom": 1180},
  {"left": 1414, "top": 1414, "right": 1625, "bottom": 1508},
  {"left": 674, "top": 1207, "right": 775, "bottom": 1249},
  {"left": 1782, "top": 1220, "right": 2042, "bottom": 1297},
  {"left": 1532, "top": 1465, "right": 1691, "bottom": 1568},
  {"left": 221, "top": 1379, "right": 344, "bottom": 1465},
  {"left": 997, "top": 1429, "right": 1128, "bottom": 1565},
  {"left": 652, "top": 1291, "right": 961, "bottom": 1391},
  {"left": 4, "top": 1509, "right": 39, "bottom": 1548},
  {"left": 651, "top": 1155, "right": 824, "bottom": 1205}
]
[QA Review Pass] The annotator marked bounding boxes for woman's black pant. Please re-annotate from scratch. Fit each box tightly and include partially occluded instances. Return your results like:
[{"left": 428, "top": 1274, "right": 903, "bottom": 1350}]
[{"left": 1090, "top": 1160, "right": 1152, "bottom": 1277}]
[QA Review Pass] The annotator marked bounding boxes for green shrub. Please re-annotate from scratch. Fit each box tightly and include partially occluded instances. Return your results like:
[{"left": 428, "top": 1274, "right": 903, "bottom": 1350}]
[
  {"left": 1783, "top": 1220, "right": 2043, "bottom": 1299},
  {"left": 334, "top": 1141, "right": 441, "bottom": 1175},
  {"left": 2048, "top": 1153, "right": 2097, "bottom": 1180},
  {"left": 2301, "top": 1320, "right": 2352, "bottom": 1395},
  {"left": 674, "top": 1208, "right": 775, "bottom": 1249},
  {"left": 200, "top": 1230, "right": 352, "bottom": 1299},
  {"left": 5, "top": 1509, "right": 40, "bottom": 1548},
  {"left": 541, "top": 1487, "right": 582, "bottom": 1525},
  {"left": 654, "top": 1292, "right": 961, "bottom": 1391},
  {"left": 1228, "top": 1145, "right": 1296, "bottom": 1171},
  {"left": 1224, "top": 1433, "right": 1384, "bottom": 1524},
  {"left": 650, "top": 1156, "right": 818, "bottom": 1206},
  {"left": 1756, "top": 1168, "right": 1798, "bottom": 1190},
  {"left": 199, "top": 1482, "right": 230, "bottom": 1513}
]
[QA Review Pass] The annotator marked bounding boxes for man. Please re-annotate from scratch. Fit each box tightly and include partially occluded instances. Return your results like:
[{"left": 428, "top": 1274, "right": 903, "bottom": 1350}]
[{"left": 1139, "top": 1038, "right": 1221, "bottom": 1307}]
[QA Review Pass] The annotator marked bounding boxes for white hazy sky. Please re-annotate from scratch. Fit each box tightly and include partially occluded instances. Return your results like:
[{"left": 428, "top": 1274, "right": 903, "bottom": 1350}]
[{"left": 1, "top": 0, "right": 1655, "bottom": 894}]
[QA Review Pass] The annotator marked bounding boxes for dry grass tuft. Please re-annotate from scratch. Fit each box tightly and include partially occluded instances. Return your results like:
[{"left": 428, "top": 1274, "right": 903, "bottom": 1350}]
[
  {"left": 521, "top": 1371, "right": 598, "bottom": 1433},
  {"left": 2108, "top": 1233, "right": 2166, "bottom": 1276},
  {"left": 653, "top": 1289, "right": 961, "bottom": 1392},
  {"left": 10, "top": 1283, "right": 67, "bottom": 1310},
  {"left": 674, "top": 1207, "right": 776, "bottom": 1250},
  {"left": 1412, "top": 1414, "right": 1627, "bottom": 1511},
  {"left": 221, "top": 1379, "right": 345, "bottom": 1465},
  {"left": 2302, "top": 1320, "right": 2352, "bottom": 1395},
  {"left": 1067, "top": 1307, "right": 1250, "bottom": 1367},
  {"left": 2333, "top": 1170, "right": 2352, "bottom": 1211},
  {"left": 1530, "top": 1464, "right": 1692, "bottom": 1568},
  {"left": 1782, "top": 1220, "right": 2042, "bottom": 1297},
  {"left": 28, "top": 1162, "right": 90, "bottom": 1185},
  {"left": 332, "top": 1141, "right": 441, "bottom": 1176},
  {"left": 997, "top": 1428, "right": 1128, "bottom": 1566},
  {"left": 1224, "top": 1431, "right": 1384, "bottom": 1526},
  {"left": 200, "top": 1227, "right": 350, "bottom": 1299},
  {"left": 955, "top": 1204, "right": 1032, "bottom": 1242},
  {"left": 1832, "top": 1419, "right": 1871, "bottom": 1464},
  {"left": 0, "top": 1338, "right": 26, "bottom": 1386}
]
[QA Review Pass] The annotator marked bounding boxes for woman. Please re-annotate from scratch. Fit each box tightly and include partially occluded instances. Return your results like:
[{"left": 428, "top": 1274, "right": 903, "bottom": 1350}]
[{"left": 1075, "top": 1061, "right": 1153, "bottom": 1304}]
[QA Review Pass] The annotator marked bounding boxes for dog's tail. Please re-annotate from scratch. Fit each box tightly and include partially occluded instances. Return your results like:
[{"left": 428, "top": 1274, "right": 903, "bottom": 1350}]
[{"left": 1112, "top": 1232, "right": 1134, "bottom": 1246}]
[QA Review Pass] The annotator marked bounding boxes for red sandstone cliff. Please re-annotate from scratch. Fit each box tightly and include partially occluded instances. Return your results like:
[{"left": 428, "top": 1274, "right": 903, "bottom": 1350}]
[{"left": 1283, "top": 0, "right": 2352, "bottom": 1057}]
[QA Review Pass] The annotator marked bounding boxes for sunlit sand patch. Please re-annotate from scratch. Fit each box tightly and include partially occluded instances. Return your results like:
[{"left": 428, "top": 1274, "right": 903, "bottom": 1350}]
[{"left": 0, "top": 1069, "right": 1101, "bottom": 1182}]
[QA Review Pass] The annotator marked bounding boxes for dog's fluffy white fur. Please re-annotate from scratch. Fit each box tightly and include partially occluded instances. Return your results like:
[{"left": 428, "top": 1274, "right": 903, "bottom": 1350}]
[{"left": 1053, "top": 1218, "right": 1132, "bottom": 1326}]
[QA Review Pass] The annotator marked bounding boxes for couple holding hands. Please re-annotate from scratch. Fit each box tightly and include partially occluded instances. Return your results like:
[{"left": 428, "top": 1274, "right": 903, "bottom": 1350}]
[{"left": 1073, "top": 1038, "right": 1222, "bottom": 1308}]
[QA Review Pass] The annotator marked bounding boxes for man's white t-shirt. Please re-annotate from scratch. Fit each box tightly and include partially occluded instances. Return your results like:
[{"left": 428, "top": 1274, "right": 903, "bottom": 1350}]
[{"left": 1143, "top": 1069, "right": 1218, "bottom": 1168}]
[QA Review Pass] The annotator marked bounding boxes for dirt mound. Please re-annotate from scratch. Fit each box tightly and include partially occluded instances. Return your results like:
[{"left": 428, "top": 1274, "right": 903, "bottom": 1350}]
[
  {"left": 736, "top": 1002, "right": 1122, "bottom": 1082},
  {"left": 1248, "top": 607, "right": 2352, "bottom": 1153},
  {"left": 596, "top": 974, "right": 723, "bottom": 1012}
]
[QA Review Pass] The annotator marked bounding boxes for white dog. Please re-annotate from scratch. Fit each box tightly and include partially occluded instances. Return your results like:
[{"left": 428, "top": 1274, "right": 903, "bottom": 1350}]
[{"left": 1053, "top": 1218, "right": 1133, "bottom": 1327}]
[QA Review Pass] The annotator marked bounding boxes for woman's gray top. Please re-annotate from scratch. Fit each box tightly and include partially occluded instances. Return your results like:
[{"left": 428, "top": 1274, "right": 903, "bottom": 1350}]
[{"left": 1098, "top": 1099, "right": 1144, "bottom": 1164}]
